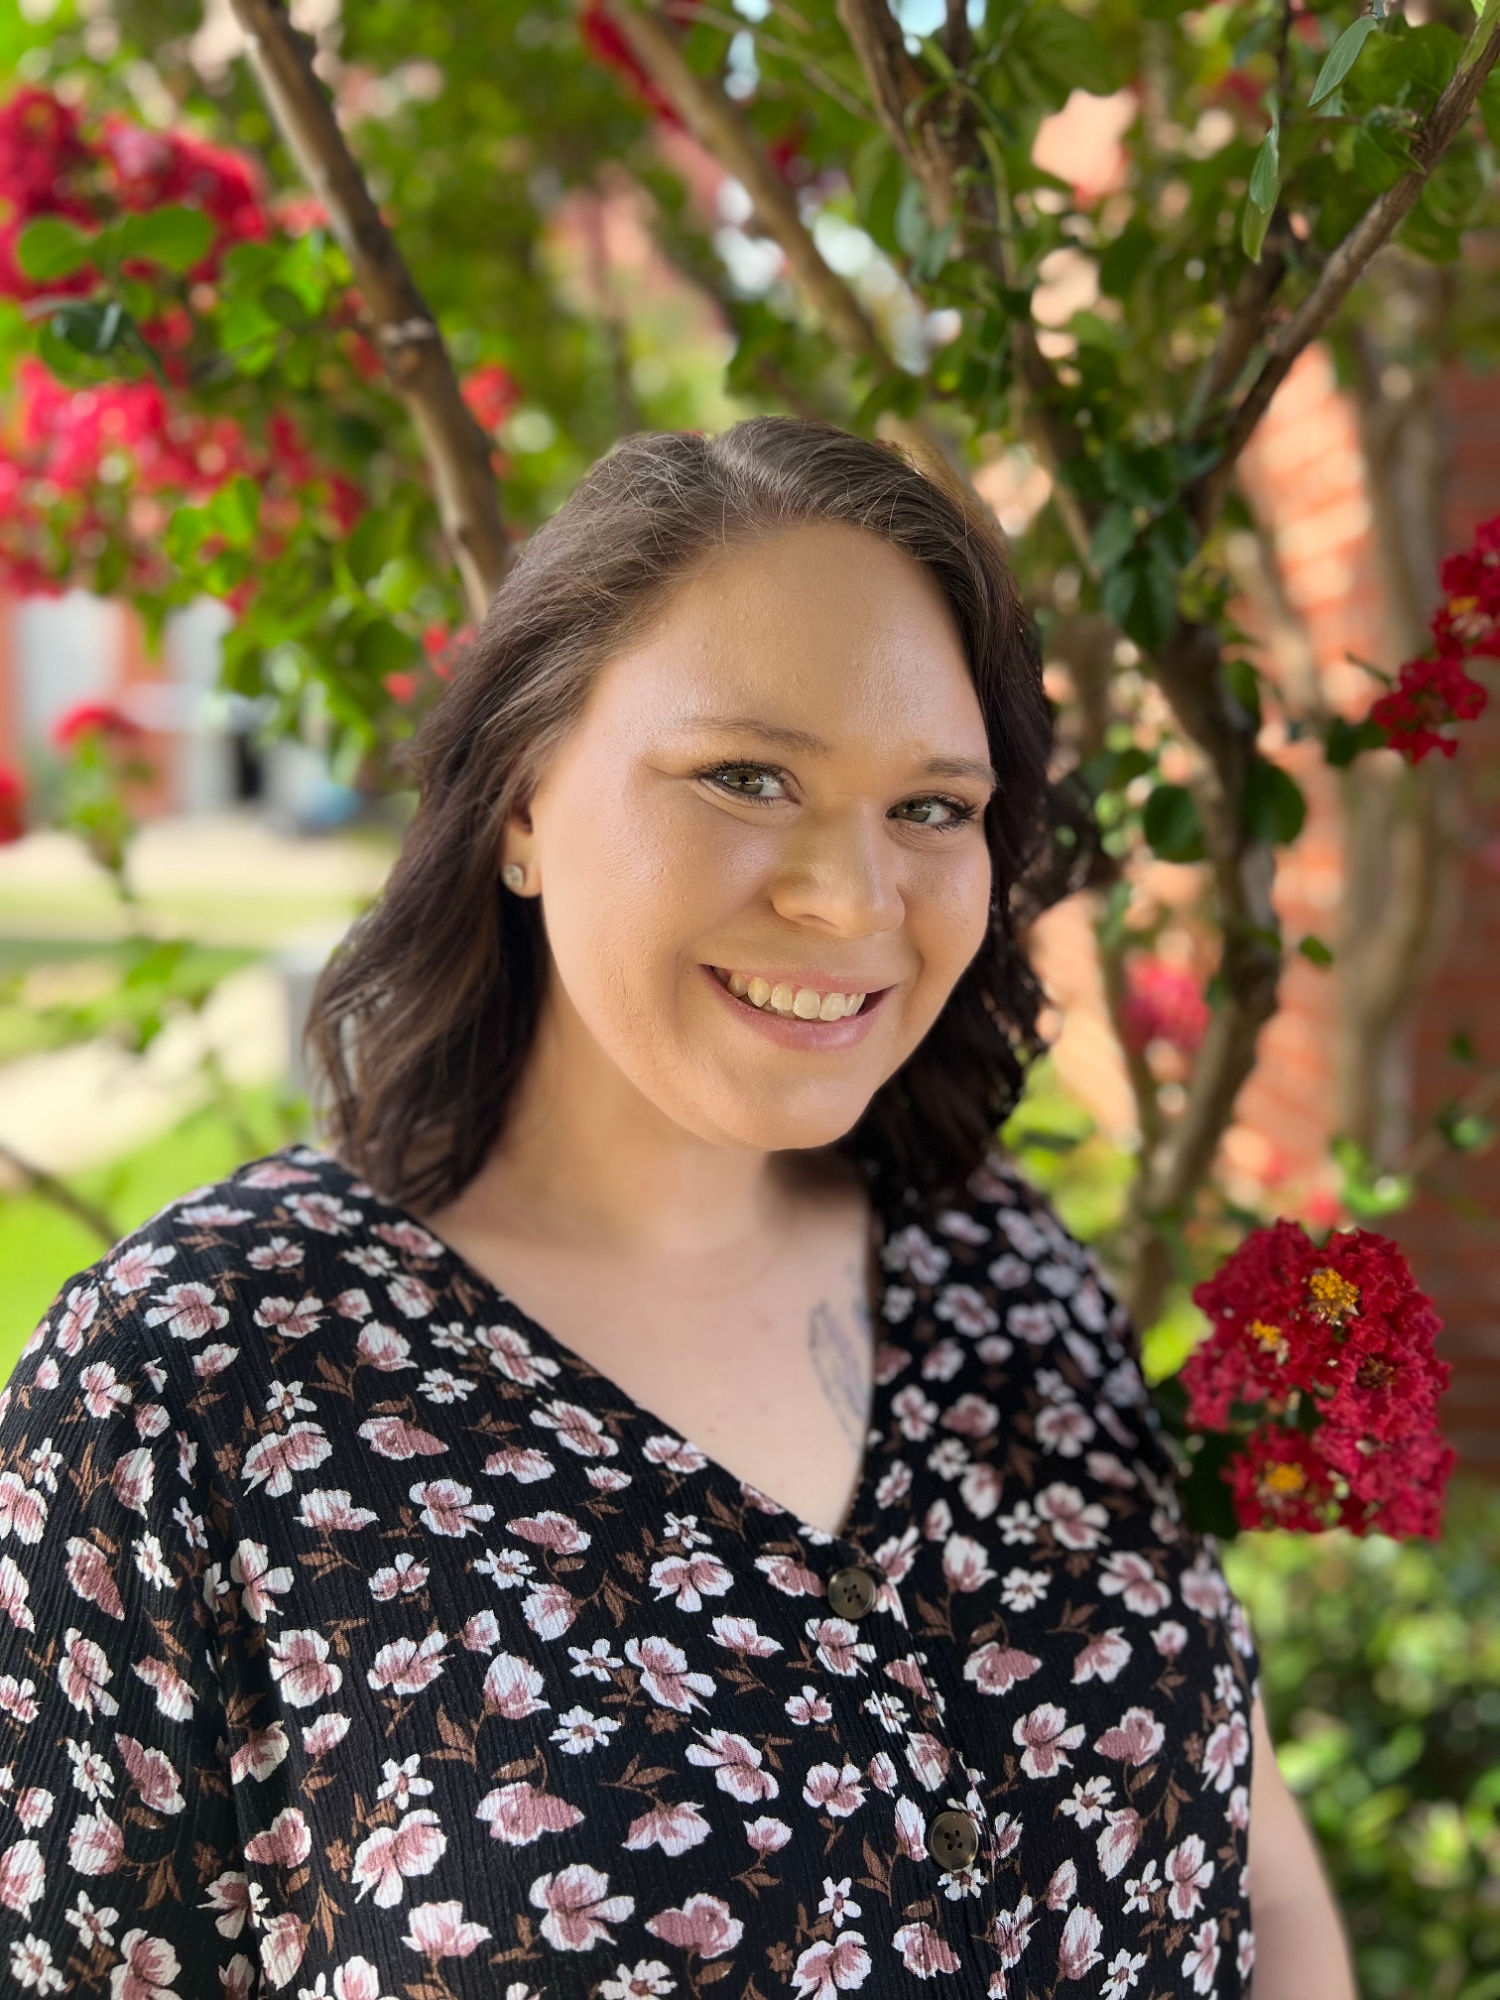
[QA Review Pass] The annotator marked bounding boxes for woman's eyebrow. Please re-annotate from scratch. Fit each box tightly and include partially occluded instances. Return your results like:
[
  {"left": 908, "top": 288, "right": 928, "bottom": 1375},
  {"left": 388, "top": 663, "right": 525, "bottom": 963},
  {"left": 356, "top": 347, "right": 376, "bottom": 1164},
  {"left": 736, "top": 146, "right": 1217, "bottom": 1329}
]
[{"left": 679, "top": 715, "right": 997, "bottom": 788}]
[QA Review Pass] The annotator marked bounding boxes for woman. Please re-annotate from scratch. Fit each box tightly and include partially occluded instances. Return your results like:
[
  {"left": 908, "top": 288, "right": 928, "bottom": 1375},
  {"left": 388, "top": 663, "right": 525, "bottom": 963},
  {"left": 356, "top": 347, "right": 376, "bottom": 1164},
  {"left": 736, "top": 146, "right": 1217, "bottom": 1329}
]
[{"left": 0, "top": 420, "right": 1350, "bottom": 1999}]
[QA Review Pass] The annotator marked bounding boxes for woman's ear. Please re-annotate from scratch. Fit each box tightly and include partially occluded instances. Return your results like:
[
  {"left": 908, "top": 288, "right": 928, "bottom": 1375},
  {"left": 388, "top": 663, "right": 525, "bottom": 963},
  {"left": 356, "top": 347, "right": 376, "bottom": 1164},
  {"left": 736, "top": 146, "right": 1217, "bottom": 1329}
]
[{"left": 499, "top": 804, "right": 540, "bottom": 897}]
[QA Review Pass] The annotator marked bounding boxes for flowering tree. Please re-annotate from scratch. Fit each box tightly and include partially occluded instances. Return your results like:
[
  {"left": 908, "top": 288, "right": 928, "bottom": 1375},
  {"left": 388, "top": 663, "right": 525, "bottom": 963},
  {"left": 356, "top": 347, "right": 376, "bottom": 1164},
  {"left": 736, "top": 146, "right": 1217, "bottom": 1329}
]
[{"left": 1, "top": 0, "right": 1497, "bottom": 1465}]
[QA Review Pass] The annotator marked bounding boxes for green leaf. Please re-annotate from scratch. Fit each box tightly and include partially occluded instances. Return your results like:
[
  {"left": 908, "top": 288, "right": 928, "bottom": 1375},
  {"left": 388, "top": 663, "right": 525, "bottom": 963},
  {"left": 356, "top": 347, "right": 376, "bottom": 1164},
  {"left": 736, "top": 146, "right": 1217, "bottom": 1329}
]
[
  {"left": 1243, "top": 758, "right": 1307, "bottom": 845},
  {"left": 1148, "top": 506, "right": 1198, "bottom": 571},
  {"left": 1222, "top": 657, "right": 1262, "bottom": 726},
  {"left": 1103, "top": 547, "right": 1177, "bottom": 651},
  {"left": 1298, "top": 935, "right": 1335, "bottom": 968},
  {"left": 1310, "top": 15, "right": 1382, "bottom": 108},
  {"left": 1436, "top": 1102, "right": 1496, "bottom": 1153},
  {"left": 1102, "top": 442, "right": 1175, "bottom": 507},
  {"left": 16, "top": 216, "right": 98, "bottom": 282},
  {"left": 1242, "top": 196, "right": 1273, "bottom": 264},
  {"left": 260, "top": 283, "right": 307, "bottom": 327},
  {"left": 1090, "top": 502, "right": 1137, "bottom": 571},
  {"left": 1449, "top": 1028, "right": 1478, "bottom": 1065},
  {"left": 352, "top": 619, "right": 420, "bottom": 683},
  {"left": 164, "top": 504, "right": 213, "bottom": 566},
  {"left": 1332, "top": 1135, "right": 1414, "bottom": 1218},
  {"left": 116, "top": 205, "right": 215, "bottom": 274},
  {"left": 208, "top": 476, "right": 261, "bottom": 548},
  {"left": 1143, "top": 784, "right": 1206, "bottom": 863},
  {"left": 1012, "top": 4, "right": 1118, "bottom": 99},
  {"left": 1325, "top": 714, "right": 1388, "bottom": 766},
  {"left": 1248, "top": 127, "right": 1281, "bottom": 210}
]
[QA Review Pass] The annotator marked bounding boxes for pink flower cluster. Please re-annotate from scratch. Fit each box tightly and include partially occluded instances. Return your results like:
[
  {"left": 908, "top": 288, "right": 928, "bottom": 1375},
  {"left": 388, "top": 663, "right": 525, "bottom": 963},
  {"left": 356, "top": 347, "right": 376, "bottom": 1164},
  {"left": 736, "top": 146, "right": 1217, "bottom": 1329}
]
[
  {"left": 1181, "top": 1219, "right": 1454, "bottom": 1539},
  {"left": 1370, "top": 510, "right": 1496, "bottom": 763}
]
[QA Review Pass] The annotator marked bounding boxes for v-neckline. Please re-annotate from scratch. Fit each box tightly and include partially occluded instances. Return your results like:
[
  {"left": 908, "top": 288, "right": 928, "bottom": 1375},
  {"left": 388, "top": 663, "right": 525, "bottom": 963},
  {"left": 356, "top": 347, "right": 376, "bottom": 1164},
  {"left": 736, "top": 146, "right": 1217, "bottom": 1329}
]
[{"left": 318, "top": 1148, "right": 901, "bottom": 1548}]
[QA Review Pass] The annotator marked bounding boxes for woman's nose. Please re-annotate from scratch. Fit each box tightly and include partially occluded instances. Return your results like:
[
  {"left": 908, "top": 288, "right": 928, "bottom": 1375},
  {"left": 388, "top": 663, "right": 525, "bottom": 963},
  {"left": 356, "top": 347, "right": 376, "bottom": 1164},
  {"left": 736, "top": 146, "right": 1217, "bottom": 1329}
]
[{"left": 767, "top": 805, "right": 904, "bottom": 938}]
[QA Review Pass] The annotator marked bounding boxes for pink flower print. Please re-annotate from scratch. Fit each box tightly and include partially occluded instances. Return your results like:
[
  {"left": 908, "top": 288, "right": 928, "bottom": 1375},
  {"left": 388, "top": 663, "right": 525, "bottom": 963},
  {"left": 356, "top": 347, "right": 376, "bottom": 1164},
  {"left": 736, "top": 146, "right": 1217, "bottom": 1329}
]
[
  {"left": 482, "top": 1651, "right": 549, "bottom": 1720},
  {"left": 892, "top": 1920, "right": 960, "bottom": 1977},
  {"left": 530, "top": 1865, "right": 635, "bottom": 1951},
  {"left": 0, "top": 1557, "right": 34, "bottom": 1635},
  {"left": 410, "top": 1479, "right": 494, "bottom": 1539},
  {"left": 643, "top": 1434, "right": 708, "bottom": 1473},
  {"left": 509, "top": 1511, "right": 591, "bottom": 1554},
  {"left": 599, "top": 1961, "right": 676, "bottom": 1999},
  {"left": 1164, "top": 1835, "right": 1215, "bottom": 1919},
  {"left": 54, "top": 1282, "right": 100, "bottom": 1355},
  {"left": 892, "top": 1385, "right": 938, "bottom": 1442},
  {"left": 1046, "top": 1859, "right": 1076, "bottom": 1909},
  {"left": 991, "top": 1893, "right": 1035, "bottom": 1968},
  {"left": 1098, "top": 1552, "right": 1171, "bottom": 1618},
  {"left": 1102, "top": 1948, "right": 1148, "bottom": 1998},
  {"left": 790, "top": 1930, "right": 871, "bottom": 1996},
  {"left": 523, "top": 1583, "right": 579, "bottom": 1641},
  {"left": 0, "top": 1838, "right": 44, "bottom": 1918},
  {"left": 1007, "top": 1303, "right": 1056, "bottom": 1346},
  {"left": 1034, "top": 1403, "right": 1096, "bottom": 1457},
  {"left": 686, "top": 1729, "right": 779, "bottom": 1803},
  {"left": 1228, "top": 1784, "right": 1250, "bottom": 1831},
  {"left": 937, "top": 1204, "right": 992, "bottom": 1244},
  {"left": 941, "top": 1393, "right": 999, "bottom": 1439},
  {"left": 803, "top": 1762, "right": 865, "bottom": 1818},
  {"left": 59, "top": 1632, "right": 116, "bottom": 1718},
  {"left": 934, "top": 1285, "right": 999, "bottom": 1336},
  {"left": 301, "top": 1715, "right": 350, "bottom": 1758},
  {"left": 819, "top": 1877, "right": 861, "bottom": 1928},
  {"left": 806, "top": 1617, "right": 875, "bottom": 1678},
  {"left": 202, "top": 1870, "right": 252, "bottom": 1938},
  {"left": 962, "top": 1643, "right": 1041, "bottom": 1698},
  {"left": 754, "top": 1555, "right": 824, "bottom": 1598},
  {"left": 14, "top": 1789, "right": 50, "bottom": 1831},
  {"left": 645, "top": 1891, "right": 743, "bottom": 1960},
  {"left": 625, "top": 1636, "right": 715, "bottom": 1713},
  {"left": 1071, "top": 1628, "right": 1132, "bottom": 1686},
  {"left": 1151, "top": 1619, "right": 1189, "bottom": 1658},
  {"left": 132, "top": 1656, "right": 193, "bottom": 1721},
  {"left": 115, "top": 1736, "right": 184, "bottom": 1817},
  {"left": 476, "top": 1781, "right": 585, "bottom": 1846},
  {"left": 1094, "top": 1707, "right": 1165, "bottom": 1769},
  {"left": 1181, "top": 1919, "right": 1221, "bottom": 1994},
  {"left": 105, "top": 1242, "right": 176, "bottom": 1296},
  {"left": 350, "top": 1810, "right": 446, "bottom": 1907},
  {"left": 253, "top": 1294, "right": 323, "bottom": 1340},
  {"left": 243, "top": 1806, "right": 312, "bottom": 1870},
  {"left": 1236, "top": 1930, "right": 1256, "bottom": 1979},
  {"left": 475, "top": 1324, "right": 559, "bottom": 1388},
  {"left": 247, "top": 1234, "right": 305, "bottom": 1269},
  {"left": 68, "top": 1807, "right": 124, "bottom": 1875},
  {"left": 893, "top": 1798, "right": 927, "bottom": 1864},
  {"left": 875, "top": 1461, "right": 913, "bottom": 1508},
  {"left": 369, "top": 1555, "right": 430, "bottom": 1601},
  {"left": 143, "top": 1282, "right": 229, "bottom": 1343},
  {"left": 941, "top": 1534, "right": 995, "bottom": 1594},
  {"left": 1013, "top": 1704, "right": 1085, "bottom": 1779},
  {"left": 241, "top": 1424, "right": 332, "bottom": 1497},
  {"left": 330, "top": 1956, "right": 398, "bottom": 2000},
  {"left": 333, "top": 1288, "right": 373, "bottom": 1319},
  {"left": 1035, "top": 1483, "right": 1109, "bottom": 1551},
  {"left": 1056, "top": 1905, "right": 1104, "bottom": 1982},
  {"left": 1202, "top": 1712, "right": 1250, "bottom": 1792},
  {"left": 285, "top": 1191, "right": 362, "bottom": 1234},
  {"left": 1096, "top": 1807, "right": 1143, "bottom": 1879},
  {"left": 649, "top": 1552, "right": 734, "bottom": 1612},
  {"left": 0, "top": 1473, "right": 46, "bottom": 1545},
  {"left": 295, "top": 1489, "right": 377, "bottom": 1531},
  {"left": 624, "top": 1799, "right": 712, "bottom": 1856},
  {"left": 109, "top": 1447, "right": 154, "bottom": 1518},
  {"left": 230, "top": 1541, "right": 292, "bottom": 1623},
  {"left": 79, "top": 1365, "right": 131, "bottom": 1422},
  {"left": 710, "top": 1615, "right": 782, "bottom": 1657},
  {"left": 357, "top": 1416, "right": 447, "bottom": 1461},
  {"left": 367, "top": 1632, "right": 448, "bottom": 1698},
  {"left": 532, "top": 1400, "right": 617, "bottom": 1459},
  {"left": 386, "top": 1274, "right": 434, "bottom": 1320},
  {"left": 355, "top": 1325, "right": 413, "bottom": 1372},
  {"left": 1180, "top": 1554, "right": 1230, "bottom": 1619},
  {"left": 401, "top": 1900, "right": 492, "bottom": 1958},
  {"left": 959, "top": 1461, "right": 1003, "bottom": 1519},
  {"left": 483, "top": 1446, "right": 555, "bottom": 1484},
  {"left": 0, "top": 1677, "right": 39, "bottom": 1725},
  {"left": 267, "top": 1629, "right": 342, "bottom": 1709},
  {"left": 372, "top": 1219, "right": 445, "bottom": 1259},
  {"left": 903, "top": 1732, "right": 950, "bottom": 1793},
  {"left": 111, "top": 1928, "right": 183, "bottom": 1998},
  {"left": 883, "top": 1225, "right": 950, "bottom": 1282},
  {"left": 590, "top": 1467, "right": 633, "bottom": 1492},
  {"left": 228, "top": 1722, "right": 290, "bottom": 1786},
  {"left": 746, "top": 1815, "right": 791, "bottom": 1852}
]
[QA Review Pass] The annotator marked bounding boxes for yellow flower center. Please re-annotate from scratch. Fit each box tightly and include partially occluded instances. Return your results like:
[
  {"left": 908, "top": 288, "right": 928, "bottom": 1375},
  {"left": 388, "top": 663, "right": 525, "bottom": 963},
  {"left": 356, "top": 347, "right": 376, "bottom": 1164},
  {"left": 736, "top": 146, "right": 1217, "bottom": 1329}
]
[
  {"left": 1307, "top": 1267, "right": 1360, "bottom": 1329},
  {"left": 1261, "top": 1462, "right": 1306, "bottom": 1496},
  {"left": 1249, "top": 1320, "right": 1288, "bottom": 1362}
]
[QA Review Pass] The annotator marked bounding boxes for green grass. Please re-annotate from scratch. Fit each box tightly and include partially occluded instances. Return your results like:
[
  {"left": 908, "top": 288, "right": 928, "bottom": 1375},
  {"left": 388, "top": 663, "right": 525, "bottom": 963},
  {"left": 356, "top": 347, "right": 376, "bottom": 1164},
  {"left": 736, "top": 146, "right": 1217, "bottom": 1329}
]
[{"left": 0, "top": 1087, "right": 299, "bottom": 1385}]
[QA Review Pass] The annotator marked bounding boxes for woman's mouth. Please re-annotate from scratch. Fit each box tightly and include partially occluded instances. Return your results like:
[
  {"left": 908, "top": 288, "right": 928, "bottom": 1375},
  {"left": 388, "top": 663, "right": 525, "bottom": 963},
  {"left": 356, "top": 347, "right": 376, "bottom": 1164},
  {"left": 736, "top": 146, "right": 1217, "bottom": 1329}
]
[{"left": 713, "top": 967, "right": 868, "bottom": 1021}]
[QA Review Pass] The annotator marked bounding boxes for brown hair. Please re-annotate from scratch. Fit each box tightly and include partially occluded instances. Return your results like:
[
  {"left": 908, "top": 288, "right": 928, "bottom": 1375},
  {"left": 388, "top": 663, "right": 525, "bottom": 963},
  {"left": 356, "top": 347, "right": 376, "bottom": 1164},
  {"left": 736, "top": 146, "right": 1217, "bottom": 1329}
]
[{"left": 307, "top": 417, "right": 1052, "bottom": 1209}]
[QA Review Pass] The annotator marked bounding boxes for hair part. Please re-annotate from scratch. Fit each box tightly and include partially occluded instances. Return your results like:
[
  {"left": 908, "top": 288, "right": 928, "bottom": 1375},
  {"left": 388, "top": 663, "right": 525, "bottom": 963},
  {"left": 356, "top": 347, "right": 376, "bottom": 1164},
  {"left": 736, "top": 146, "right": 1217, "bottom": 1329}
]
[{"left": 307, "top": 416, "right": 1053, "bottom": 1210}]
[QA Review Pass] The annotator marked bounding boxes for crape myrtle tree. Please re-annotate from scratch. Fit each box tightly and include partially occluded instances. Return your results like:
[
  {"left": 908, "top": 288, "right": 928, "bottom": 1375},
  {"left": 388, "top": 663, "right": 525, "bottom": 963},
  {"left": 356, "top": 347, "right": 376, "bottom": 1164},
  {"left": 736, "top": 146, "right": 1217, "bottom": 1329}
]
[{"left": 1, "top": 0, "right": 1498, "bottom": 1329}]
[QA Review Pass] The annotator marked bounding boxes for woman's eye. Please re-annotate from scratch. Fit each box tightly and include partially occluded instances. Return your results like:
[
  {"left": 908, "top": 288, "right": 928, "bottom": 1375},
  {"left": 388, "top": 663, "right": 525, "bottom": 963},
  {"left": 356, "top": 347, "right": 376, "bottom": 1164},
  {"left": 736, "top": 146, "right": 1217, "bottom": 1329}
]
[
  {"left": 890, "top": 796, "right": 977, "bottom": 829},
  {"left": 706, "top": 765, "right": 789, "bottom": 801}
]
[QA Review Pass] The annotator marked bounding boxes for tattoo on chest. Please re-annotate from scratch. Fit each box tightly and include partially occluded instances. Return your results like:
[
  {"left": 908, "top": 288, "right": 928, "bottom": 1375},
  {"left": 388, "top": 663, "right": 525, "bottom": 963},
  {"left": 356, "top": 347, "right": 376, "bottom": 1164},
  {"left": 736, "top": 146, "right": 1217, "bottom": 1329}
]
[{"left": 807, "top": 1288, "right": 873, "bottom": 1451}]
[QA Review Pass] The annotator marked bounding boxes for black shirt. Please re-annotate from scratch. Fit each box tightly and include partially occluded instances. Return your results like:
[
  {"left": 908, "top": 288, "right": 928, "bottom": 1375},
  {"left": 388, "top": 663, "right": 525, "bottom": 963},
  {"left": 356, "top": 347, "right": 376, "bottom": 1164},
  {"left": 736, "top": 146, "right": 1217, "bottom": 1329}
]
[{"left": 0, "top": 1145, "right": 1255, "bottom": 1997}]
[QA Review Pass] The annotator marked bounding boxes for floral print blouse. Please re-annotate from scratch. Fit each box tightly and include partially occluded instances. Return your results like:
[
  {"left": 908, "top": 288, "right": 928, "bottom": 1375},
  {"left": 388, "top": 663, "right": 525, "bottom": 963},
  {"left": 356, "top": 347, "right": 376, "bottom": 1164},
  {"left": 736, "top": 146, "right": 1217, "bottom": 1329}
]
[{"left": 0, "top": 1146, "right": 1256, "bottom": 2000}]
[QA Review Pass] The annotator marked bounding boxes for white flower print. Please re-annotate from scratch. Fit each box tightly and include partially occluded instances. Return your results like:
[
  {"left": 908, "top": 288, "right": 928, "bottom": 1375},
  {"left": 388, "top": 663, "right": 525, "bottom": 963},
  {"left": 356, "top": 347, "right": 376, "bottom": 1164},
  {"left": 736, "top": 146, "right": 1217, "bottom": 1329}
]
[
  {"left": 550, "top": 1706, "right": 621, "bottom": 1755},
  {"left": 1181, "top": 1919, "right": 1222, "bottom": 1993},
  {"left": 529, "top": 1865, "right": 634, "bottom": 1951},
  {"left": 1013, "top": 1703, "right": 1085, "bottom": 1779},
  {"left": 1164, "top": 1834, "right": 1215, "bottom": 1918}
]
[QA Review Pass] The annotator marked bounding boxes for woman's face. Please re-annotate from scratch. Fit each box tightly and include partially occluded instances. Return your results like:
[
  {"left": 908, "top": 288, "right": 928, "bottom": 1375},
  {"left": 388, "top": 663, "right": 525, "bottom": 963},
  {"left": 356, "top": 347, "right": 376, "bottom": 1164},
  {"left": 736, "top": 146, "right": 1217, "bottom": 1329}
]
[{"left": 505, "top": 521, "right": 997, "bottom": 1153}]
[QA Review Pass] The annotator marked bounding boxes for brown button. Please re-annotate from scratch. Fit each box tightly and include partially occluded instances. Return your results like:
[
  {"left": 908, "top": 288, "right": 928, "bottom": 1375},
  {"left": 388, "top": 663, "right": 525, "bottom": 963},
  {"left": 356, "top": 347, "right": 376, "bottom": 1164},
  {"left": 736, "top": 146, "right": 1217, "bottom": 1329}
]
[
  {"left": 826, "top": 1566, "right": 879, "bottom": 1621},
  {"left": 927, "top": 1809, "right": 980, "bottom": 1872}
]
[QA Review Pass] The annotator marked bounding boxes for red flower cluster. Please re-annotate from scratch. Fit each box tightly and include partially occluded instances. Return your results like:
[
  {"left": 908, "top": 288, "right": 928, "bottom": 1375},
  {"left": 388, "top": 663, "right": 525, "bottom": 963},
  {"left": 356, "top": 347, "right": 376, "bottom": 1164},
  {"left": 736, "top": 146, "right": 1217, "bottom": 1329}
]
[
  {"left": 1370, "top": 510, "right": 1496, "bottom": 763},
  {"left": 1182, "top": 1218, "right": 1454, "bottom": 1539},
  {"left": 0, "top": 767, "right": 24, "bottom": 845},
  {"left": 51, "top": 701, "right": 142, "bottom": 750},
  {"left": 1119, "top": 955, "right": 1210, "bottom": 1057},
  {"left": 461, "top": 362, "right": 521, "bottom": 436},
  {"left": 0, "top": 87, "right": 268, "bottom": 304},
  {"left": 578, "top": 0, "right": 685, "bottom": 127}
]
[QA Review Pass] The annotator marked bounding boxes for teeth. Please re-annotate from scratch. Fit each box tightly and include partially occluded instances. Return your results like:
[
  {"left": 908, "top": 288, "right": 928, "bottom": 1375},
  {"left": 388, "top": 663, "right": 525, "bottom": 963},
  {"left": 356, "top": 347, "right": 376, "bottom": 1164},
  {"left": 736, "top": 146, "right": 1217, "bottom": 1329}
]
[{"left": 720, "top": 970, "right": 871, "bottom": 1019}]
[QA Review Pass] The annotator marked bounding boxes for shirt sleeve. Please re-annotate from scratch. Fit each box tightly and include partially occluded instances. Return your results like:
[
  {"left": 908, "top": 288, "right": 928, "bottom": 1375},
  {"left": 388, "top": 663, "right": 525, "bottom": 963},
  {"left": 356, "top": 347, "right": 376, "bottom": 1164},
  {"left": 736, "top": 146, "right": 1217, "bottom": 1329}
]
[{"left": 0, "top": 1260, "right": 251, "bottom": 1999}]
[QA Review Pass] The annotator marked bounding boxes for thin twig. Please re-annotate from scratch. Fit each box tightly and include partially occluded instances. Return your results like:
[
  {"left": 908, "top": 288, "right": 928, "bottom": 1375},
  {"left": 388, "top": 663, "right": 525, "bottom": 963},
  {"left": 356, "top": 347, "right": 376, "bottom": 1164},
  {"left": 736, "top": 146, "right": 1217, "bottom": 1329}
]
[{"left": 0, "top": 1141, "right": 118, "bottom": 1248}]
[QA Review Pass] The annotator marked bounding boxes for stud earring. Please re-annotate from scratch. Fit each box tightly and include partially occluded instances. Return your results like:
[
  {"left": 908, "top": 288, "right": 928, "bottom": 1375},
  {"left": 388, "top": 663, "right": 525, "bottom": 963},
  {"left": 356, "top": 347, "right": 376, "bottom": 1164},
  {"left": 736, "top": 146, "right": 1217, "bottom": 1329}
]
[{"left": 502, "top": 864, "right": 525, "bottom": 892}]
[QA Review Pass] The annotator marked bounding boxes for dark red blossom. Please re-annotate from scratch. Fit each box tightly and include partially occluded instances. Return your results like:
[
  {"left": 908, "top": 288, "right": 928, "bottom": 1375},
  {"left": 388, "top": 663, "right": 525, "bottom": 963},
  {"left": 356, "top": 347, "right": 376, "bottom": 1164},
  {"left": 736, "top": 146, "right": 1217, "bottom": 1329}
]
[
  {"left": 1370, "top": 654, "right": 1489, "bottom": 764},
  {"left": 1119, "top": 956, "right": 1210, "bottom": 1057},
  {"left": 1185, "top": 1219, "right": 1452, "bottom": 1539},
  {"left": 462, "top": 363, "right": 520, "bottom": 436},
  {"left": 0, "top": 767, "right": 25, "bottom": 845},
  {"left": 578, "top": 0, "right": 684, "bottom": 125},
  {"left": 52, "top": 702, "right": 142, "bottom": 750}
]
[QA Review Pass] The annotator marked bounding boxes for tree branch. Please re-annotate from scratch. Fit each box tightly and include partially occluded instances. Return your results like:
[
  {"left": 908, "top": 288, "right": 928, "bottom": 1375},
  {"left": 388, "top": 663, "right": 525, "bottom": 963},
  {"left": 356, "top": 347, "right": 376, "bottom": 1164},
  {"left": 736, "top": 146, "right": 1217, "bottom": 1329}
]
[
  {"left": 0, "top": 1141, "right": 117, "bottom": 1247},
  {"left": 604, "top": 0, "right": 891, "bottom": 367},
  {"left": 834, "top": 0, "right": 959, "bottom": 226},
  {"left": 1194, "top": 0, "right": 1500, "bottom": 529},
  {"left": 227, "top": 0, "right": 511, "bottom": 619}
]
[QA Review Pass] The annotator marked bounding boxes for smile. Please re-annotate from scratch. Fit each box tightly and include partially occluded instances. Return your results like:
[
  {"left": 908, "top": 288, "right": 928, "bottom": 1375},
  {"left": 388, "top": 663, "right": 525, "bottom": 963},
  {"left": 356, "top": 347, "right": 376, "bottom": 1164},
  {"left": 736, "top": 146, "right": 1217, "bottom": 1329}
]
[{"left": 713, "top": 968, "right": 868, "bottom": 1020}]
